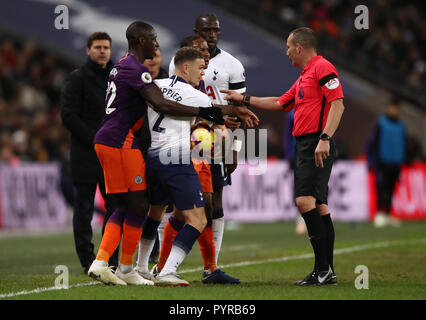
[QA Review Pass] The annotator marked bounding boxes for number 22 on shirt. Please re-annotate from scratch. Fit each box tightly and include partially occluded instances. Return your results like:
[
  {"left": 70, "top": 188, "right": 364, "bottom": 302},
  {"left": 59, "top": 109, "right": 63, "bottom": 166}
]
[{"left": 105, "top": 81, "right": 116, "bottom": 114}]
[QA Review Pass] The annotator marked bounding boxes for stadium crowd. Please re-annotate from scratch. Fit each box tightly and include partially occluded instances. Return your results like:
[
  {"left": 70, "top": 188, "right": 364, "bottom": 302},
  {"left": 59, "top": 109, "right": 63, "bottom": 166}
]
[
  {"left": 260, "top": 0, "right": 426, "bottom": 93},
  {"left": 1, "top": 0, "right": 425, "bottom": 165},
  {"left": 0, "top": 33, "right": 74, "bottom": 165}
]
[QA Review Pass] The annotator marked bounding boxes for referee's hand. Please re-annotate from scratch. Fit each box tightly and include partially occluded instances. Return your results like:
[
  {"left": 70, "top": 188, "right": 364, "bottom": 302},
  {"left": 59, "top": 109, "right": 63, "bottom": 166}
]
[{"left": 315, "top": 140, "right": 330, "bottom": 168}]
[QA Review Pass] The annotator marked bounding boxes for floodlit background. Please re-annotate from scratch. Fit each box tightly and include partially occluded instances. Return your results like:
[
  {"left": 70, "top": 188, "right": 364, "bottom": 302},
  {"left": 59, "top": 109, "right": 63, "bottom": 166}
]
[
  {"left": 0, "top": 0, "right": 424, "bottom": 229},
  {"left": 0, "top": 0, "right": 425, "bottom": 302}
]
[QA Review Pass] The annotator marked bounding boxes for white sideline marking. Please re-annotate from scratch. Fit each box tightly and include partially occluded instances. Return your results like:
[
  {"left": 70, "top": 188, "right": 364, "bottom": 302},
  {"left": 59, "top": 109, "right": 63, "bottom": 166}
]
[
  {"left": 1, "top": 238, "right": 425, "bottom": 299},
  {"left": 0, "top": 281, "right": 99, "bottom": 299}
]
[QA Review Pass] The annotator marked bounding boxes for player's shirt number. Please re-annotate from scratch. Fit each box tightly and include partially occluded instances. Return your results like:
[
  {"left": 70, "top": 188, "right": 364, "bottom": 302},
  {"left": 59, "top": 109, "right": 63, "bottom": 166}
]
[
  {"left": 206, "top": 85, "right": 216, "bottom": 100},
  {"left": 153, "top": 113, "right": 165, "bottom": 133},
  {"left": 105, "top": 81, "right": 116, "bottom": 114}
]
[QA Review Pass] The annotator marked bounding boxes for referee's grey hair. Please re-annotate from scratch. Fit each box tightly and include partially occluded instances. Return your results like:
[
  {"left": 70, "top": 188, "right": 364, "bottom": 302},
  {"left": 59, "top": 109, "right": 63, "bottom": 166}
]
[{"left": 289, "top": 27, "right": 317, "bottom": 50}]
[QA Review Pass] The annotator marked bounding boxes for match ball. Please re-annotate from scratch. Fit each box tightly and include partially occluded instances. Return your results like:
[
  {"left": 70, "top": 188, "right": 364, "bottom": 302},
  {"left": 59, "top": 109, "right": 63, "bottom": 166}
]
[{"left": 191, "top": 121, "right": 214, "bottom": 157}]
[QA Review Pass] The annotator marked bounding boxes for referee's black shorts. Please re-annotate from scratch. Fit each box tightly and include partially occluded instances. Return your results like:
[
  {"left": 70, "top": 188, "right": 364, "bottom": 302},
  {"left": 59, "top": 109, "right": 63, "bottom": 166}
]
[{"left": 294, "top": 132, "right": 336, "bottom": 205}]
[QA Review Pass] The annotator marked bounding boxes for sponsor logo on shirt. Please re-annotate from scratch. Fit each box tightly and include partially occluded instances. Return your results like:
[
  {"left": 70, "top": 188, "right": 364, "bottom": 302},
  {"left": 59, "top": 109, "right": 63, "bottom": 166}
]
[{"left": 325, "top": 78, "right": 339, "bottom": 90}]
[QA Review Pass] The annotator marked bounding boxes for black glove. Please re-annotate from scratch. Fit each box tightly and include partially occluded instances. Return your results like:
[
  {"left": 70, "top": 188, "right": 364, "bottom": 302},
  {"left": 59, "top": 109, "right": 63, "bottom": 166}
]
[{"left": 198, "top": 107, "right": 225, "bottom": 125}]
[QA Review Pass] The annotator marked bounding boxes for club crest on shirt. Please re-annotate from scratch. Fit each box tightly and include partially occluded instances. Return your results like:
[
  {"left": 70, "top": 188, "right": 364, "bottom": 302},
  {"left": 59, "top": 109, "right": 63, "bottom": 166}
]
[
  {"left": 325, "top": 78, "right": 339, "bottom": 90},
  {"left": 141, "top": 72, "right": 152, "bottom": 84},
  {"left": 134, "top": 175, "right": 143, "bottom": 184},
  {"left": 213, "top": 70, "right": 219, "bottom": 81}
]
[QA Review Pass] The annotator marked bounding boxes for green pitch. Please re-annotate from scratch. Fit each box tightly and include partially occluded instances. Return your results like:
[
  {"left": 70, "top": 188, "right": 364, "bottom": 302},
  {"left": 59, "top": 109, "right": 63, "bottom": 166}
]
[{"left": 1, "top": 221, "right": 425, "bottom": 300}]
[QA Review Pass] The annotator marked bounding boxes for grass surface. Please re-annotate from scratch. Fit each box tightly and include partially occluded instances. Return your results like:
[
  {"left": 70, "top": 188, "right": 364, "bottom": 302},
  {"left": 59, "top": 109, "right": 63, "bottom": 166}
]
[{"left": 1, "top": 221, "right": 425, "bottom": 301}]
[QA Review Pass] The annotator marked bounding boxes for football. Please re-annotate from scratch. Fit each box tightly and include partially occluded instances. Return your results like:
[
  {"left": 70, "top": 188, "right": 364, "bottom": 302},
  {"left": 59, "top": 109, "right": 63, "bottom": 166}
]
[{"left": 190, "top": 121, "right": 214, "bottom": 158}]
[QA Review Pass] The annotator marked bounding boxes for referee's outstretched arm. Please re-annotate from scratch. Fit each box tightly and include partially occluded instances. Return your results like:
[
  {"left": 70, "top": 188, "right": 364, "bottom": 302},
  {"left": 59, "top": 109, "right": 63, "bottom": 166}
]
[{"left": 221, "top": 90, "right": 284, "bottom": 111}]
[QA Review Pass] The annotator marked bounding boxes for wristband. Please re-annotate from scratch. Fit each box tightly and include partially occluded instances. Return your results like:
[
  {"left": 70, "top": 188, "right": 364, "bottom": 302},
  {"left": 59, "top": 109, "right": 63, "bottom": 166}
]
[
  {"left": 243, "top": 94, "right": 251, "bottom": 107},
  {"left": 233, "top": 139, "right": 242, "bottom": 152}
]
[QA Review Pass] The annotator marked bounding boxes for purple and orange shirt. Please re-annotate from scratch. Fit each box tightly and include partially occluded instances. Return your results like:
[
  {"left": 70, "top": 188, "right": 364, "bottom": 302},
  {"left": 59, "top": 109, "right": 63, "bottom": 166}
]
[{"left": 94, "top": 53, "right": 155, "bottom": 149}]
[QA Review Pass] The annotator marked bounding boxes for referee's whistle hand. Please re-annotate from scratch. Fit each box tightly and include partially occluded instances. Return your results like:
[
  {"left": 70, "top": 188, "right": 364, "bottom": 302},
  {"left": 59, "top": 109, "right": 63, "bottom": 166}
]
[{"left": 315, "top": 140, "right": 330, "bottom": 168}]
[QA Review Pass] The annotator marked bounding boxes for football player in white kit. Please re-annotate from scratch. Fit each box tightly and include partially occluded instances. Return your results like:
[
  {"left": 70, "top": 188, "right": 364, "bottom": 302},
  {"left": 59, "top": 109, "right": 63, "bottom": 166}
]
[
  {"left": 194, "top": 13, "right": 246, "bottom": 269},
  {"left": 137, "top": 47, "right": 258, "bottom": 286},
  {"left": 168, "top": 15, "right": 246, "bottom": 272},
  {"left": 161, "top": 35, "right": 241, "bottom": 284}
]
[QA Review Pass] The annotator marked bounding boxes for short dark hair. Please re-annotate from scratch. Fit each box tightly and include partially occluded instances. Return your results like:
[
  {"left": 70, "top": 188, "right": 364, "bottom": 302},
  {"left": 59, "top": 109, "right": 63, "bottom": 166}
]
[
  {"left": 174, "top": 47, "right": 203, "bottom": 67},
  {"left": 289, "top": 27, "right": 317, "bottom": 50},
  {"left": 87, "top": 32, "right": 111, "bottom": 49},
  {"left": 180, "top": 35, "right": 203, "bottom": 48},
  {"left": 126, "top": 21, "right": 154, "bottom": 46},
  {"left": 195, "top": 13, "right": 218, "bottom": 28}
]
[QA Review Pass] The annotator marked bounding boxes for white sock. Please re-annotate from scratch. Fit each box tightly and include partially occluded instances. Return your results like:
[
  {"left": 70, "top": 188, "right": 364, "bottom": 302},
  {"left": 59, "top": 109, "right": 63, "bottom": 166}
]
[
  {"left": 212, "top": 217, "right": 225, "bottom": 263},
  {"left": 159, "top": 245, "right": 187, "bottom": 276},
  {"left": 93, "top": 259, "right": 108, "bottom": 268},
  {"left": 118, "top": 263, "right": 132, "bottom": 274},
  {"left": 136, "top": 237, "right": 156, "bottom": 273},
  {"left": 158, "top": 211, "right": 172, "bottom": 249}
]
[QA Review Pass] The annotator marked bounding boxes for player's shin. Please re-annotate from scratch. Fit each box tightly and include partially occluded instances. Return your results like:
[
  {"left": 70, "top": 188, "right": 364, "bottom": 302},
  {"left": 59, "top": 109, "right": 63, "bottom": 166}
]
[
  {"left": 212, "top": 209, "right": 225, "bottom": 262},
  {"left": 95, "top": 209, "right": 124, "bottom": 264},
  {"left": 198, "top": 219, "right": 217, "bottom": 271},
  {"left": 159, "top": 224, "right": 201, "bottom": 276},
  {"left": 156, "top": 216, "right": 183, "bottom": 272},
  {"left": 135, "top": 216, "right": 161, "bottom": 273},
  {"left": 119, "top": 212, "right": 146, "bottom": 273}
]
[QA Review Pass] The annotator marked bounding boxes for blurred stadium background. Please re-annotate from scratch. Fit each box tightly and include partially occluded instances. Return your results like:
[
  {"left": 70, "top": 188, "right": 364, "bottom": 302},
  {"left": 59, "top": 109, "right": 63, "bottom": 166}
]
[{"left": 0, "top": 0, "right": 424, "bottom": 252}]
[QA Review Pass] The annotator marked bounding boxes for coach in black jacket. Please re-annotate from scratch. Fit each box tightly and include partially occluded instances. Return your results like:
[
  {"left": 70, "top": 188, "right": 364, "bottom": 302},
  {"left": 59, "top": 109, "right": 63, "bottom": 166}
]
[{"left": 61, "top": 32, "right": 117, "bottom": 273}]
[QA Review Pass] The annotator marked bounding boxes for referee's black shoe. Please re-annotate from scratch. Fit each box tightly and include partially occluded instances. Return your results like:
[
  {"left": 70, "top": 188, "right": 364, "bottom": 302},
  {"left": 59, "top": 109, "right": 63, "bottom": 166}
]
[
  {"left": 324, "top": 271, "right": 337, "bottom": 285},
  {"left": 294, "top": 266, "right": 333, "bottom": 286}
]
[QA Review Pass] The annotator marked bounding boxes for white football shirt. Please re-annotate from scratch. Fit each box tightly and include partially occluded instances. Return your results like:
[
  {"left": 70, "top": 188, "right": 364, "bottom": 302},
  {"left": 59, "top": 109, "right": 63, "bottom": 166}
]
[
  {"left": 147, "top": 76, "right": 211, "bottom": 162},
  {"left": 169, "top": 48, "right": 246, "bottom": 105}
]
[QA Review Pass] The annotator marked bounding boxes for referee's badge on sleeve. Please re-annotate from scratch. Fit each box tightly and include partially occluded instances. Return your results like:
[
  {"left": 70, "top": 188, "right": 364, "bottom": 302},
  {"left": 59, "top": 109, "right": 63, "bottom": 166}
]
[{"left": 325, "top": 78, "right": 339, "bottom": 90}]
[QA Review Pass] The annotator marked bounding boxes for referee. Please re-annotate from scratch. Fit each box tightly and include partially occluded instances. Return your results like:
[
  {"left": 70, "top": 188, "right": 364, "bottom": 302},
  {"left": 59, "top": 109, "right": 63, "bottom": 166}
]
[{"left": 222, "top": 27, "right": 345, "bottom": 286}]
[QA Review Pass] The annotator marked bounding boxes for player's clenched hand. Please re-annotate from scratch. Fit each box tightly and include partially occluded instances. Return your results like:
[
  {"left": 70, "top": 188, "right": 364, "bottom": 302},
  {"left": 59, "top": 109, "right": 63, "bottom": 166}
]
[
  {"left": 315, "top": 140, "right": 330, "bottom": 168},
  {"left": 224, "top": 117, "right": 241, "bottom": 130},
  {"left": 221, "top": 89, "right": 244, "bottom": 105},
  {"left": 232, "top": 106, "right": 259, "bottom": 127}
]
